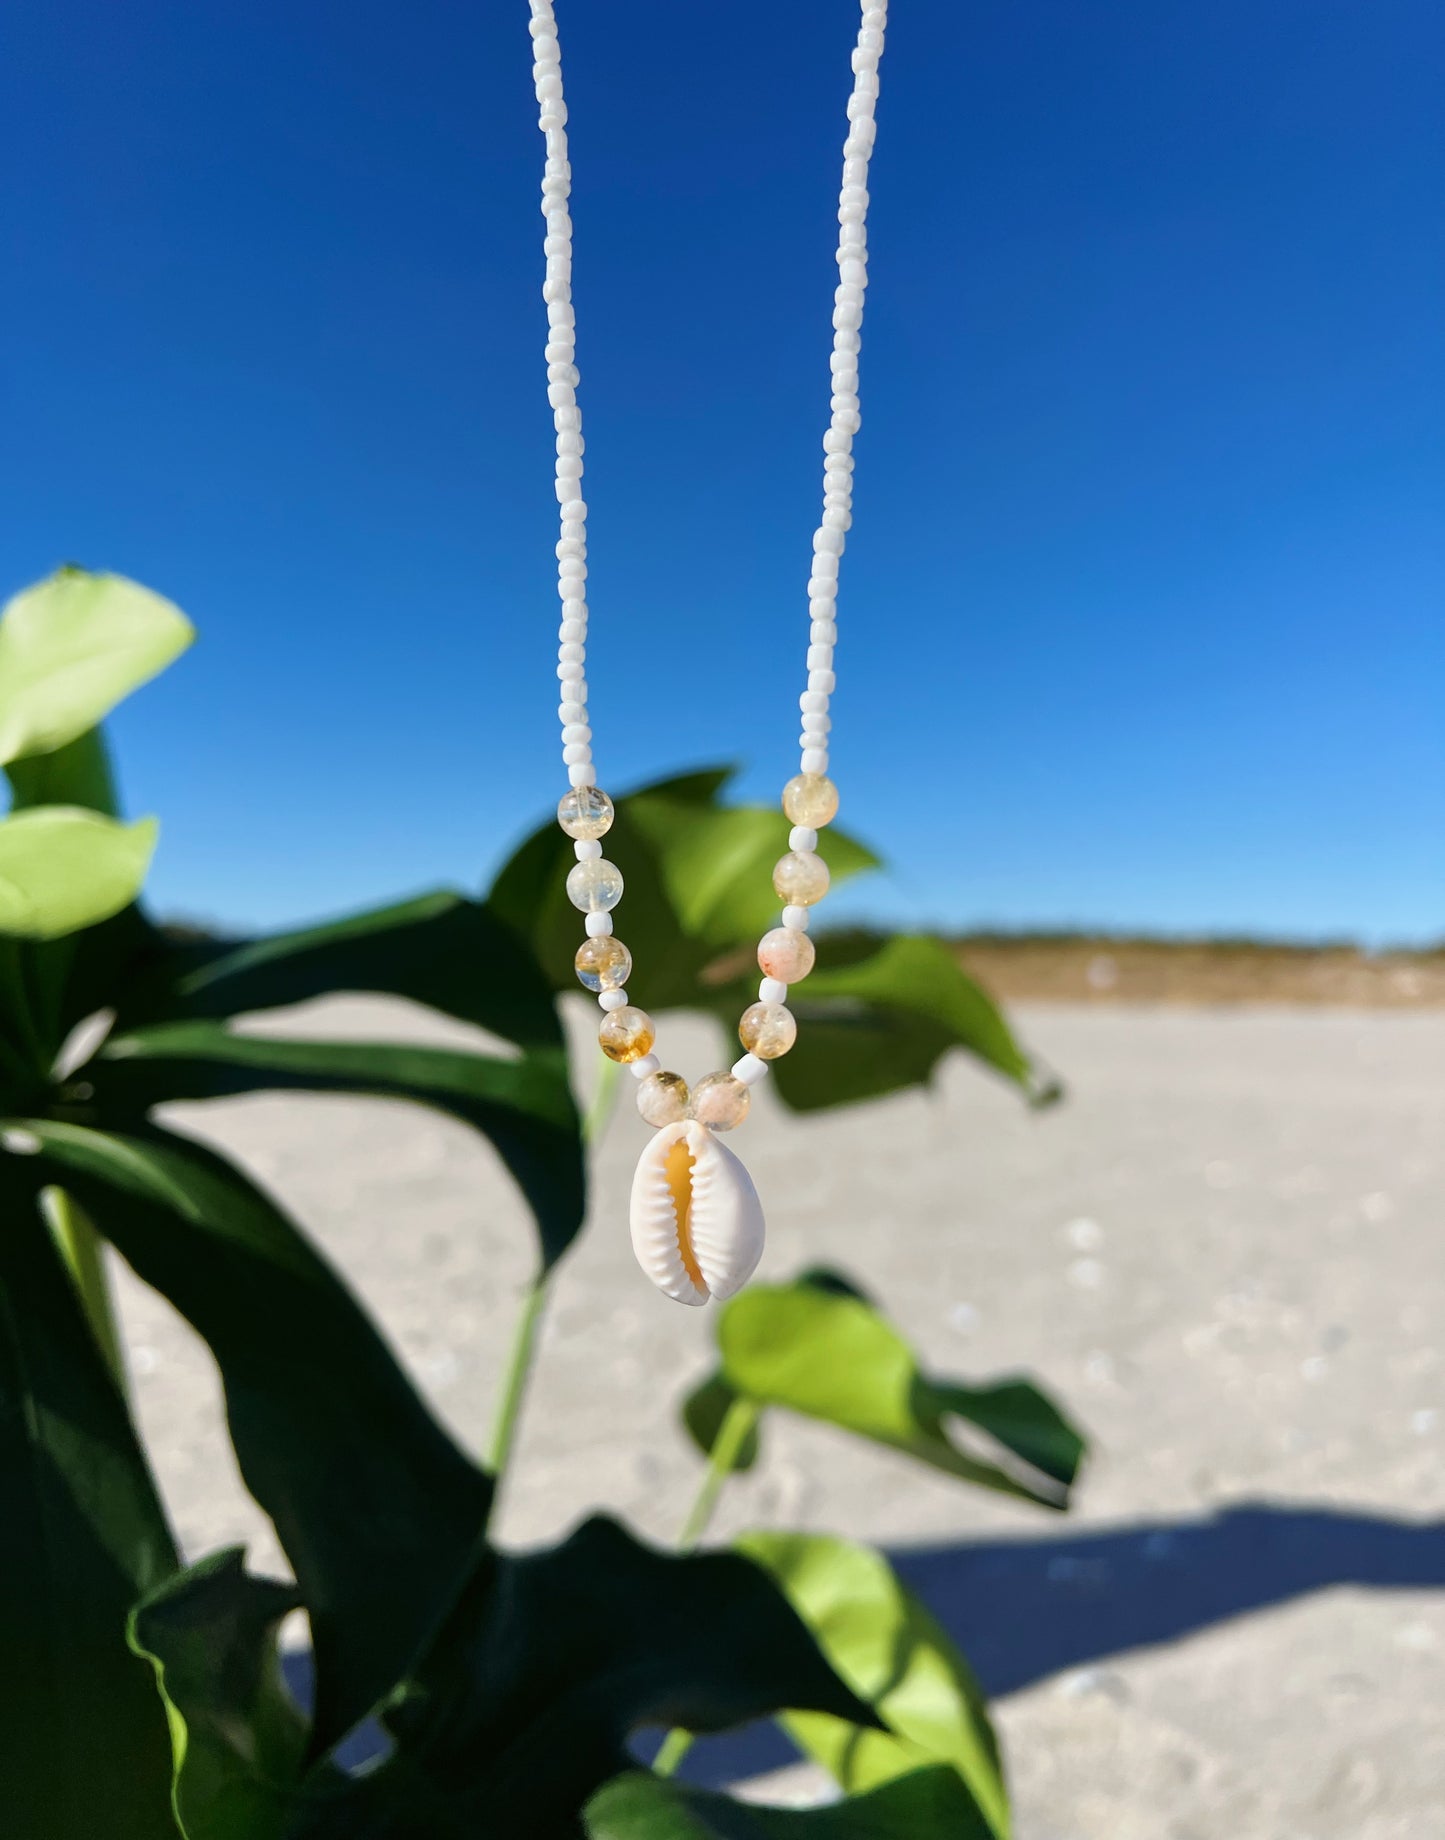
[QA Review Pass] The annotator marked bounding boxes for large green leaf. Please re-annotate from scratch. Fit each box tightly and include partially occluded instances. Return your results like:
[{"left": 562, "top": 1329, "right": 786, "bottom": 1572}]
[
  {"left": 686, "top": 1274, "right": 1085, "bottom": 1510},
  {"left": 489, "top": 770, "right": 1047, "bottom": 1109},
  {"left": 585, "top": 1766, "right": 991, "bottom": 1838},
  {"left": 488, "top": 767, "right": 879, "bottom": 1011},
  {"left": 6, "top": 724, "right": 121, "bottom": 814},
  {"left": 115, "top": 891, "right": 563, "bottom": 1057},
  {"left": 91, "top": 1019, "right": 585, "bottom": 1271},
  {"left": 0, "top": 569, "right": 193, "bottom": 766},
  {"left": 129, "top": 1550, "right": 332, "bottom": 1840},
  {"left": 0, "top": 1164, "right": 179, "bottom": 1838},
  {"left": 296, "top": 1516, "right": 881, "bottom": 1839},
  {"left": 12, "top": 1119, "right": 492, "bottom": 1753},
  {"left": 740, "top": 1533, "right": 1006, "bottom": 1837},
  {"left": 0, "top": 806, "right": 157, "bottom": 940}
]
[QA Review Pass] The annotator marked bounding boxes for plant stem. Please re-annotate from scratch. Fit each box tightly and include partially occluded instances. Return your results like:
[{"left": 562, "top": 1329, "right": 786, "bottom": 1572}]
[
  {"left": 583, "top": 1051, "right": 623, "bottom": 1146},
  {"left": 652, "top": 1728, "right": 695, "bottom": 1779},
  {"left": 481, "top": 1272, "right": 549, "bottom": 1531},
  {"left": 655, "top": 1398, "right": 762, "bottom": 1778},
  {"left": 677, "top": 1397, "right": 760, "bottom": 1553},
  {"left": 482, "top": 1052, "right": 623, "bottom": 1532},
  {"left": 49, "top": 1187, "right": 129, "bottom": 1398}
]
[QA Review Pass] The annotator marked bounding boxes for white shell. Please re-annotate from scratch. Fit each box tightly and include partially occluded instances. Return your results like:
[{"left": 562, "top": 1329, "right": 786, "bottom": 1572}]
[{"left": 629, "top": 1119, "right": 765, "bottom": 1307}]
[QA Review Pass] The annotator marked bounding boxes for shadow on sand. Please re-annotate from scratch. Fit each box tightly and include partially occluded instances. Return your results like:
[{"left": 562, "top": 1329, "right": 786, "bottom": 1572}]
[
  {"left": 670, "top": 1500, "right": 1445, "bottom": 1787},
  {"left": 281, "top": 1501, "right": 1445, "bottom": 1785}
]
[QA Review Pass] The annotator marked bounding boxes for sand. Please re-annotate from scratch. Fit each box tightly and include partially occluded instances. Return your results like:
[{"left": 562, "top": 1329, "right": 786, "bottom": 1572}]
[{"left": 113, "top": 1000, "right": 1445, "bottom": 1838}]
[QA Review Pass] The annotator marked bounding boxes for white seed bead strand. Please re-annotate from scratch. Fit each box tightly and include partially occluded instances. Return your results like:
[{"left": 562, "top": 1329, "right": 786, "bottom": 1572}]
[
  {"left": 796, "top": 0, "right": 886, "bottom": 791},
  {"left": 530, "top": 1, "right": 886, "bottom": 1129},
  {"left": 731, "top": 0, "right": 887, "bottom": 1092},
  {"left": 530, "top": 0, "right": 596, "bottom": 795},
  {"left": 534, "top": 1, "right": 659, "bottom": 1075}
]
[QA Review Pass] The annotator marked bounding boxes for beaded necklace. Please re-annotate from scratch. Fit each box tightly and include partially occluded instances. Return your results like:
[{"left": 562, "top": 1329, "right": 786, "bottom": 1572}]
[{"left": 527, "top": 0, "right": 887, "bottom": 1304}]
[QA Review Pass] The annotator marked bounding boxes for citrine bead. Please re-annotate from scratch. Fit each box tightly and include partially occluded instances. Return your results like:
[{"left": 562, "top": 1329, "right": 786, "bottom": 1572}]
[
  {"left": 781, "top": 773, "right": 839, "bottom": 827},
  {"left": 566, "top": 857, "right": 624, "bottom": 912},
  {"left": 574, "top": 935, "right": 632, "bottom": 992},
  {"left": 689, "top": 1071, "right": 750, "bottom": 1132},
  {"left": 757, "top": 926, "right": 816, "bottom": 984},
  {"left": 637, "top": 1069, "right": 689, "bottom": 1127},
  {"left": 598, "top": 1005, "right": 655, "bottom": 1064},
  {"left": 738, "top": 1001, "right": 797, "bottom": 1060},
  {"left": 772, "top": 850, "right": 830, "bottom": 906},
  {"left": 557, "top": 785, "right": 615, "bottom": 840}
]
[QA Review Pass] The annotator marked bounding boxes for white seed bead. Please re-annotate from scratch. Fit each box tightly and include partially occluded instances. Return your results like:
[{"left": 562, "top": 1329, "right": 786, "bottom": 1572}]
[
  {"left": 562, "top": 742, "right": 591, "bottom": 765},
  {"left": 584, "top": 911, "right": 614, "bottom": 937},
  {"left": 732, "top": 1054, "right": 771, "bottom": 1087},
  {"left": 789, "top": 827, "right": 818, "bottom": 853},
  {"left": 801, "top": 748, "right": 828, "bottom": 775},
  {"left": 574, "top": 838, "right": 602, "bottom": 861},
  {"left": 759, "top": 977, "right": 788, "bottom": 1005},
  {"left": 598, "top": 988, "right": 628, "bottom": 1011},
  {"left": 782, "top": 905, "right": 811, "bottom": 931},
  {"left": 629, "top": 1052, "right": 661, "bottom": 1080},
  {"left": 568, "top": 762, "right": 597, "bottom": 787}
]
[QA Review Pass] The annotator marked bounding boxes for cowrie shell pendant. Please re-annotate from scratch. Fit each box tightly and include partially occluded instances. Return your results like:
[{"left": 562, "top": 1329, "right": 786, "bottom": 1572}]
[{"left": 629, "top": 1119, "right": 765, "bottom": 1306}]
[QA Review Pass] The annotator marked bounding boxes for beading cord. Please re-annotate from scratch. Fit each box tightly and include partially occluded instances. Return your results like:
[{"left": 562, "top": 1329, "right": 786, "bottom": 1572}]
[{"left": 528, "top": 0, "right": 887, "bottom": 1132}]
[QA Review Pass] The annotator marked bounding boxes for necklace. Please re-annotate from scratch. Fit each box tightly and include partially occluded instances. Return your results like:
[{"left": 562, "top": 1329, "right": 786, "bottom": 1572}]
[{"left": 528, "top": 0, "right": 887, "bottom": 1305}]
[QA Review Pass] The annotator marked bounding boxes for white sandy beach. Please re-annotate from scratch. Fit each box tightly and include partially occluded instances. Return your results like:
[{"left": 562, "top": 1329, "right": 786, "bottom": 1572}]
[{"left": 113, "top": 999, "right": 1445, "bottom": 1839}]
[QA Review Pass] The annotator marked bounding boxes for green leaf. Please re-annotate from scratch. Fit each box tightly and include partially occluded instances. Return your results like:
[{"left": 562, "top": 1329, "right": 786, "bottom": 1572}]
[
  {"left": 490, "top": 771, "right": 1048, "bottom": 1111},
  {"left": 754, "top": 935, "right": 1048, "bottom": 1110},
  {"left": 688, "top": 1274, "right": 1084, "bottom": 1510},
  {"left": 297, "top": 1516, "right": 881, "bottom": 1839},
  {"left": 116, "top": 890, "right": 563, "bottom": 1057},
  {"left": 0, "top": 807, "right": 157, "bottom": 940},
  {"left": 129, "top": 1550, "right": 330, "bottom": 1840},
  {"left": 625, "top": 793, "right": 879, "bottom": 959},
  {"left": 739, "top": 1533, "right": 1006, "bottom": 1837},
  {"left": 14, "top": 1119, "right": 492, "bottom": 1753},
  {"left": 585, "top": 1766, "right": 991, "bottom": 1838},
  {"left": 92, "top": 1020, "right": 585, "bottom": 1272},
  {"left": 682, "top": 1372, "right": 761, "bottom": 1475},
  {"left": 0, "top": 569, "right": 193, "bottom": 765},
  {"left": 487, "top": 767, "right": 879, "bottom": 1011},
  {"left": 6, "top": 724, "right": 121, "bottom": 814},
  {"left": 0, "top": 1163, "right": 179, "bottom": 1838}
]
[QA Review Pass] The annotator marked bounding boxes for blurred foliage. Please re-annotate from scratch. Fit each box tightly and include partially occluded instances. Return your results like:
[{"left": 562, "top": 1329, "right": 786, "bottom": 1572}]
[{"left": 0, "top": 570, "right": 1083, "bottom": 1836}]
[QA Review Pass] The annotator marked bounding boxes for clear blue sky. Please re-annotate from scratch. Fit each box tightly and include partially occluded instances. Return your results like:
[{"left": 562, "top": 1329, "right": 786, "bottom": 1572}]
[{"left": 3, "top": 1, "right": 1441, "bottom": 943}]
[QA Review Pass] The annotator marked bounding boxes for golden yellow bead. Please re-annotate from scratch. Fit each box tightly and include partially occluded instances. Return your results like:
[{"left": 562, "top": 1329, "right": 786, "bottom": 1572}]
[
  {"left": 782, "top": 773, "right": 839, "bottom": 827},
  {"left": 598, "top": 1005, "right": 655, "bottom": 1064},
  {"left": 557, "top": 785, "right": 615, "bottom": 840},
  {"left": 772, "top": 850, "right": 830, "bottom": 906},
  {"left": 637, "top": 1069, "right": 689, "bottom": 1128},
  {"left": 574, "top": 935, "right": 632, "bottom": 992},
  {"left": 757, "top": 926, "right": 816, "bottom": 983},
  {"left": 689, "top": 1071, "right": 751, "bottom": 1132},
  {"left": 739, "top": 1001, "right": 797, "bottom": 1060}
]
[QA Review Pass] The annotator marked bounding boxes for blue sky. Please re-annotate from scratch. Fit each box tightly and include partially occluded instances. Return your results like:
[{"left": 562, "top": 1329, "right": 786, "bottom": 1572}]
[{"left": 3, "top": 0, "right": 1441, "bottom": 943}]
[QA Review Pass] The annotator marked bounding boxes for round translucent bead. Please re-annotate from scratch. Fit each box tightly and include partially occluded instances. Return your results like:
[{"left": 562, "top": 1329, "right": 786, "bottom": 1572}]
[
  {"left": 566, "top": 858, "right": 624, "bottom": 913},
  {"left": 758, "top": 926, "right": 816, "bottom": 984},
  {"left": 739, "top": 1001, "right": 797, "bottom": 1060},
  {"left": 598, "top": 1005, "right": 655, "bottom": 1064},
  {"left": 782, "top": 773, "right": 839, "bottom": 827},
  {"left": 557, "top": 785, "right": 614, "bottom": 840},
  {"left": 772, "top": 850, "right": 831, "bottom": 907},
  {"left": 574, "top": 935, "right": 632, "bottom": 992},
  {"left": 689, "top": 1071, "right": 751, "bottom": 1132},
  {"left": 637, "top": 1069, "right": 689, "bottom": 1128}
]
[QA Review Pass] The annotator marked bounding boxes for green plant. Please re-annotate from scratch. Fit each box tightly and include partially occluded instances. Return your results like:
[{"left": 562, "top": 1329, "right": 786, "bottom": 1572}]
[{"left": 0, "top": 570, "right": 1084, "bottom": 1838}]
